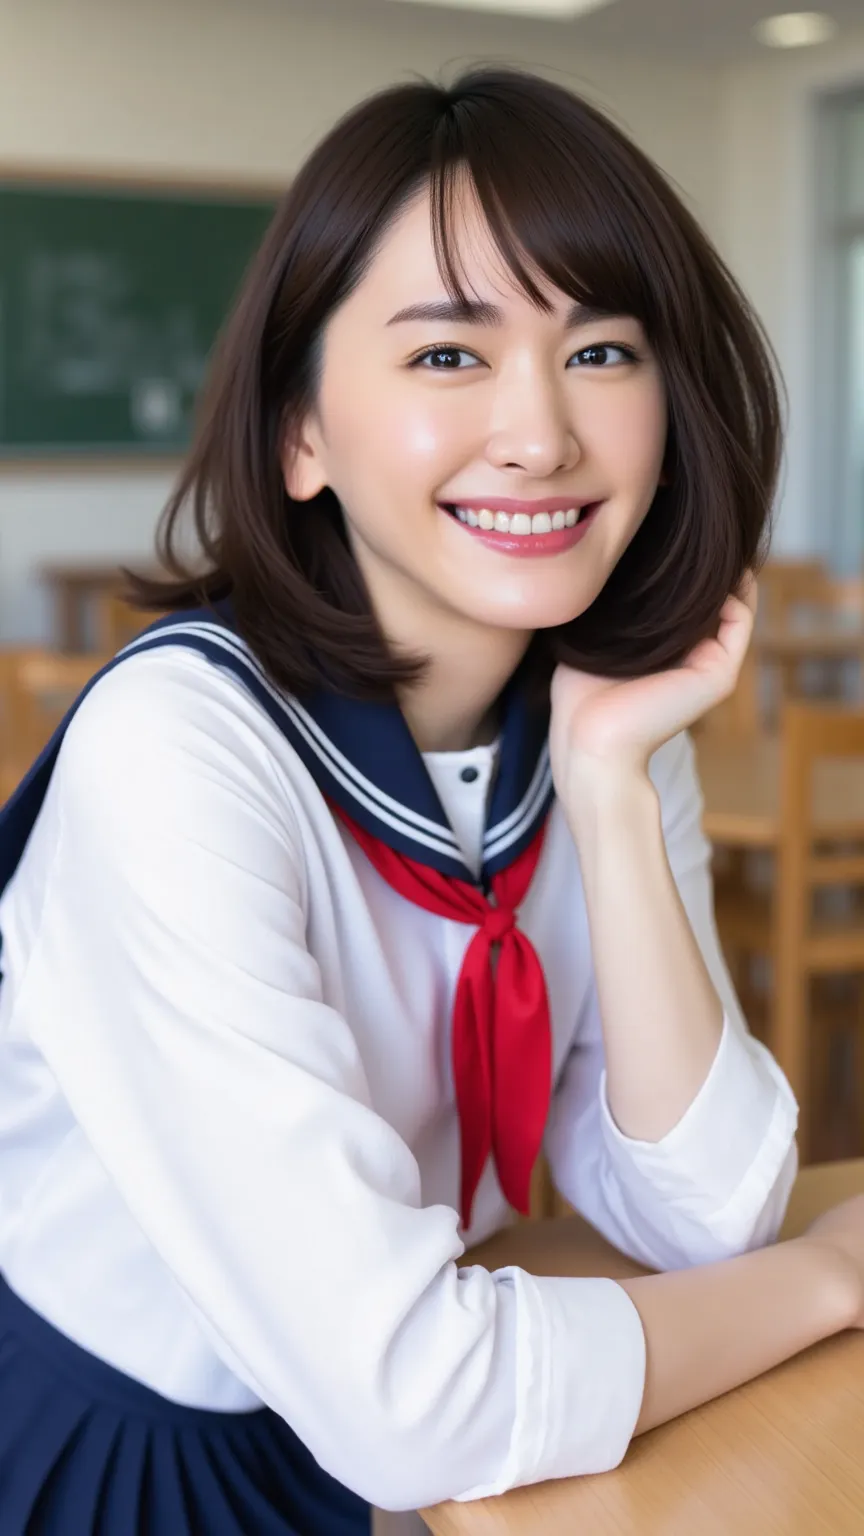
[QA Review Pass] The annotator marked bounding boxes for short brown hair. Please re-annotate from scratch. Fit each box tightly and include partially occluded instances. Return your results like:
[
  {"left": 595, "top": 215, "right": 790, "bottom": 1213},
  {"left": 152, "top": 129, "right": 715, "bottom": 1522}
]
[{"left": 132, "top": 67, "right": 782, "bottom": 698}]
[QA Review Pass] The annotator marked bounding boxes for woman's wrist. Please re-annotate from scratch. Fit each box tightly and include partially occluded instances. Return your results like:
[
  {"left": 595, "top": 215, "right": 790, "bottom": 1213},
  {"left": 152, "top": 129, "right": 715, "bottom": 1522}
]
[
  {"left": 560, "top": 757, "right": 659, "bottom": 845},
  {"left": 791, "top": 1235, "right": 863, "bottom": 1332}
]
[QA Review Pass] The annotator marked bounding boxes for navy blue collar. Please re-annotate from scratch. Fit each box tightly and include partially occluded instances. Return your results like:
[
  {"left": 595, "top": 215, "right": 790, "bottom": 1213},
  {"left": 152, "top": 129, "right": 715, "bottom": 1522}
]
[{"left": 0, "top": 605, "right": 554, "bottom": 889}]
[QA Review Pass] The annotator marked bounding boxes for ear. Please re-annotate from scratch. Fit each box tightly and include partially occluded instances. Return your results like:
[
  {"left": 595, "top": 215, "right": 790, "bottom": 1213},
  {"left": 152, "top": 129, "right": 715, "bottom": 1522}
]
[{"left": 281, "top": 414, "right": 329, "bottom": 503}]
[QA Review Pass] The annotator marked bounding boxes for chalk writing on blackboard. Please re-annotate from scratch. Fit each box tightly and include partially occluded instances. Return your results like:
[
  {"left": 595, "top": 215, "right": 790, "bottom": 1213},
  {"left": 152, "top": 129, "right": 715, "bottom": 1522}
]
[
  {"left": 0, "top": 183, "right": 276, "bottom": 454},
  {"left": 23, "top": 251, "right": 206, "bottom": 437}
]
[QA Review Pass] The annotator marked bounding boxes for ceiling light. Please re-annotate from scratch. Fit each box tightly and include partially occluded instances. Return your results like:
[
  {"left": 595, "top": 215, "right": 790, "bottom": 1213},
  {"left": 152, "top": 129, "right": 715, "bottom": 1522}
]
[
  {"left": 753, "top": 11, "right": 838, "bottom": 47},
  {"left": 388, "top": 0, "right": 616, "bottom": 18}
]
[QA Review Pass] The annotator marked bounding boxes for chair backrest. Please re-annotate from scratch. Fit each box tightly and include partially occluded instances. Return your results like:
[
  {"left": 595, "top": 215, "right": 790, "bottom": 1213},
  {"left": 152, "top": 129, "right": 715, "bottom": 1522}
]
[
  {"left": 0, "top": 649, "right": 112, "bottom": 803},
  {"left": 772, "top": 701, "right": 864, "bottom": 1083},
  {"left": 758, "top": 559, "right": 831, "bottom": 626},
  {"left": 94, "top": 593, "right": 166, "bottom": 654},
  {"left": 824, "top": 574, "right": 864, "bottom": 618},
  {"left": 777, "top": 702, "right": 864, "bottom": 872}
]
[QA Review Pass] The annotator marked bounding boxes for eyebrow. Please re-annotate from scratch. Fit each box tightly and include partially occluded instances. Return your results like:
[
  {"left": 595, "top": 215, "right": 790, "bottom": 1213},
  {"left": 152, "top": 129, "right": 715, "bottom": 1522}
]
[{"left": 385, "top": 298, "right": 624, "bottom": 328}]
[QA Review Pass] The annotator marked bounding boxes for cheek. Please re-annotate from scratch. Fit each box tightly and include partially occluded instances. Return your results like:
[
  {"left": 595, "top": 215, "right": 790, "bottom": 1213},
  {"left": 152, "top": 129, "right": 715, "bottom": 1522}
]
[
  {"left": 326, "top": 395, "right": 469, "bottom": 490},
  {"left": 396, "top": 416, "right": 447, "bottom": 462},
  {"left": 629, "top": 388, "right": 668, "bottom": 477},
  {"left": 587, "top": 382, "right": 667, "bottom": 479},
  {"left": 386, "top": 393, "right": 478, "bottom": 477}
]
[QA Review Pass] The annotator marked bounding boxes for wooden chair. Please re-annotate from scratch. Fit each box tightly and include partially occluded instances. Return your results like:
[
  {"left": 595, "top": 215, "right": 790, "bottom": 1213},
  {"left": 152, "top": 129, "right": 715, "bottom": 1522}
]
[
  {"left": 94, "top": 592, "right": 166, "bottom": 654},
  {"left": 758, "top": 558, "right": 831, "bottom": 625},
  {"left": 0, "top": 648, "right": 40, "bottom": 803},
  {"left": 0, "top": 649, "right": 112, "bottom": 804},
  {"left": 757, "top": 562, "right": 864, "bottom": 718},
  {"left": 40, "top": 561, "right": 167, "bottom": 651},
  {"left": 714, "top": 701, "right": 864, "bottom": 1158},
  {"left": 825, "top": 573, "right": 864, "bottom": 617}
]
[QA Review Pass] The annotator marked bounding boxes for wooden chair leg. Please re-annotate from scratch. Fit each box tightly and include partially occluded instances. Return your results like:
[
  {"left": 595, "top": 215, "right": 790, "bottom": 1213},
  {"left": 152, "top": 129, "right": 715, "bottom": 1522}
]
[
  {"left": 528, "top": 1156, "right": 557, "bottom": 1220},
  {"left": 808, "top": 987, "right": 844, "bottom": 1163},
  {"left": 772, "top": 964, "right": 811, "bottom": 1162},
  {"left": 712, "top": 850, "right": 757, "bottom": 1019},
  {"left": 857, "top": 978, "right": 864, "bottom": 1159}
]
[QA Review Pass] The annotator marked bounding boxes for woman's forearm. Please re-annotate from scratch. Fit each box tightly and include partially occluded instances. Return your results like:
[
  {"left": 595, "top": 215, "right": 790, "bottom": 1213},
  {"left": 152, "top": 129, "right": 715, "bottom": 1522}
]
[
  {"left": 466, "top": 1207, "right": 861, "bottom": 1445},
  {"left": 620, "top": 1235, "right": 858, "bottom": 1434},
  {"left": 565, "top": 762, "right": 724, "bottom": 1142}
]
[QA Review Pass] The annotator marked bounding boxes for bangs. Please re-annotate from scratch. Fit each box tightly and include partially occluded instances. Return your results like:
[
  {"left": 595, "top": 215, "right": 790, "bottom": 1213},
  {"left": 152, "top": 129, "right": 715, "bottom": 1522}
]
[{"left": 426, "top": 83, "right": 681, "bottom": 335}]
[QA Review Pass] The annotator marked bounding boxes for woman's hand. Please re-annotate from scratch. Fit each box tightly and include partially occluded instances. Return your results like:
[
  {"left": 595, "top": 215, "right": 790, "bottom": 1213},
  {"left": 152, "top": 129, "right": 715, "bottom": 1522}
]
[
  {"left": 801, "top": 1196, "right": 864, "bottom": 1329},
  {"left": 549, "top": 573, "right": 758, "bottom": 793}
]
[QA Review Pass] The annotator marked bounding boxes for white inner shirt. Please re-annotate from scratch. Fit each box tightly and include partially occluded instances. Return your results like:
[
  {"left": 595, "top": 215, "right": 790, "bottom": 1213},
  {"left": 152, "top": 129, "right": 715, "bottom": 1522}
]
[{"left": 423, "top": 741, "right": 499, "bottom": 879}]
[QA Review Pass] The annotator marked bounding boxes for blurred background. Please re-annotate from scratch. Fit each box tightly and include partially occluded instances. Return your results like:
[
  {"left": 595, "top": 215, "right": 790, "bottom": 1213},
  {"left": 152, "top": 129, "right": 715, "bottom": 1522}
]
[{"left": 1, "top": 0, "right": 863, "bottom": 1170}]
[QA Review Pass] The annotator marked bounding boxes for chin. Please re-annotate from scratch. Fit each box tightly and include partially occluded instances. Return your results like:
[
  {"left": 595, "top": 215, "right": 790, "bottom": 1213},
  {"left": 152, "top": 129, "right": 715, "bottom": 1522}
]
[
  {"left": 453, "top": 606, "right": 579, "bottom": 641},
  {"left": 463, "top": 583, "right": 602, "bottom": 634}
]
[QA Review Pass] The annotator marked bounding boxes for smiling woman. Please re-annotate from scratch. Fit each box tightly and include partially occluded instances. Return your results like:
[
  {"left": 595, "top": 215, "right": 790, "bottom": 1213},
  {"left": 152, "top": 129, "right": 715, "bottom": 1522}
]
[{"left": 5, "top": 64, "right": 861, "bottom": 1536}]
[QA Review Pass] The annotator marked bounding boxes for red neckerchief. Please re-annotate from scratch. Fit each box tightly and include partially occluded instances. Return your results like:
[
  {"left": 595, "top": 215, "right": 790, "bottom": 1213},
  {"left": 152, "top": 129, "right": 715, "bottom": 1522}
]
[{"left": 333, "top": 805, "right": 552, "bottom": 1229}]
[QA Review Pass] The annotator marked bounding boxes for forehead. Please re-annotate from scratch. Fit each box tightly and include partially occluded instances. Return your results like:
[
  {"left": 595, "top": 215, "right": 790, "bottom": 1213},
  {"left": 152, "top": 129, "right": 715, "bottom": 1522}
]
[{"left": 354, "top": 183, "right": 565, "bottom": 317}]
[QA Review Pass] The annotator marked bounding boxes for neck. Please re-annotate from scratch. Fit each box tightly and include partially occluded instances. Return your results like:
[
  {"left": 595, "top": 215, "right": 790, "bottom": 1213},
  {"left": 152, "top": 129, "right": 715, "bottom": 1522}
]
[
  {"left": 347, "top": 534, "right": 533, "bottom": 752},
  {"left": 398, "top": 623, "right": 531, "bottom": 754}
]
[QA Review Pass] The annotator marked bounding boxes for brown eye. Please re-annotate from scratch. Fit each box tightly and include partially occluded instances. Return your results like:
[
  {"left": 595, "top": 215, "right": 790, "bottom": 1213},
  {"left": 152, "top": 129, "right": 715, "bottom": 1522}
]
[
  {"left": 569, "top": 343, "right": 635, "bottom": 368},
  {"left": 412, "top": 346, "right": 478, "bottom": 370}
]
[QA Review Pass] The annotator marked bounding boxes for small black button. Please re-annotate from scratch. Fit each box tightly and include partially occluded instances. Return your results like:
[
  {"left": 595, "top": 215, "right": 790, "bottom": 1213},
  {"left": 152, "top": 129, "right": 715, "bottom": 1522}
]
[{"left": 460, "top": 766, "right": 480, "bottom": 784}]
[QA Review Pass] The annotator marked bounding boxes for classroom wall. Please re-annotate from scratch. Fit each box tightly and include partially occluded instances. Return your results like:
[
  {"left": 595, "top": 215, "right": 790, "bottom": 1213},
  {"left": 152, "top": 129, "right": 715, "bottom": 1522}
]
[
  {"left": 1, "top": 0, "right": 722, "bottom": 640},
  {"left": 717, "top": 25, "right": 864, "bottom": 563}
]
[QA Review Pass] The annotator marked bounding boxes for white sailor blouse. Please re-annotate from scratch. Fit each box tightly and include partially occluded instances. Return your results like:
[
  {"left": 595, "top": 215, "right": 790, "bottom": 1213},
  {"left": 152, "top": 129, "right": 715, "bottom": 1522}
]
[{"left": 0, "top": 608, "right": 797, "bottom": 1513}]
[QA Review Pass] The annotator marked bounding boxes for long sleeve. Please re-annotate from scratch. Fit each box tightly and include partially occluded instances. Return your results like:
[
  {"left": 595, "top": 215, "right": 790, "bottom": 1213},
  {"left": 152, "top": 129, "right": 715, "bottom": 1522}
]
[
  {"left": 544, "top": 730, "right": 798, "bottom": 1272},
  {"left": 7, "top": 651, "right": 647, "bottom": 1512}
]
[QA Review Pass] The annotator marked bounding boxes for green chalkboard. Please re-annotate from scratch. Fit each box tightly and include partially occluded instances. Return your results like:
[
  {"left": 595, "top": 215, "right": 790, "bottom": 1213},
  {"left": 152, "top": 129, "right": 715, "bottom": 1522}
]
[{"left": 0, "top": 180, "right": 278, "bottom": 456}]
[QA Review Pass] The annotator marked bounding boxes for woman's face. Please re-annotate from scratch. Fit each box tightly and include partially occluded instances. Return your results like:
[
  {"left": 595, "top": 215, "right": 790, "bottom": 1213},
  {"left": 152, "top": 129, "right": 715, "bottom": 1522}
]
[{"left": 285, "top": 183, "right": 667, "bottom": 650}]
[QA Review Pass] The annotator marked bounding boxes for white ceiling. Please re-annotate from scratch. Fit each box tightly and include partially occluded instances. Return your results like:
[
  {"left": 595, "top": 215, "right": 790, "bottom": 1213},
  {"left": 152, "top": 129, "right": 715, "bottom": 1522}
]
[{"left": 383, "top": 0, "right": 864, "bottom": 58}]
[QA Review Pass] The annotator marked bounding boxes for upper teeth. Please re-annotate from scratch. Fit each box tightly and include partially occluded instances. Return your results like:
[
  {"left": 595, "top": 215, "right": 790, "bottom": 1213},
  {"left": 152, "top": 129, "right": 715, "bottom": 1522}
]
[{"left": 452, "top": 507, "right": 582, "bottom": 533}]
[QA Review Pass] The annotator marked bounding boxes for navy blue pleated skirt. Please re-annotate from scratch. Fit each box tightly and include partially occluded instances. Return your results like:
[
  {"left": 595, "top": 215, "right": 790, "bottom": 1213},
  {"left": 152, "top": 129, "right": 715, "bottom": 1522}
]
[{"left": 0, "top": 1274, "right": 371, "bottom": 1535}]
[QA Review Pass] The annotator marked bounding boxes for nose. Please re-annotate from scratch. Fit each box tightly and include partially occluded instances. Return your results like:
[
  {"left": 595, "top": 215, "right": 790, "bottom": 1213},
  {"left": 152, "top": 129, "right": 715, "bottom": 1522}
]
[{"left": 484, "top": 363, "right": 581, "bottom": 477}]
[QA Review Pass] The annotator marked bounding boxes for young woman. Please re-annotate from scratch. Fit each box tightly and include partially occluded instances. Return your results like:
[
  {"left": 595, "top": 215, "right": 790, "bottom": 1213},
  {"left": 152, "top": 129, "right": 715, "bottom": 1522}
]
[{"left": 0, "top": 66, "right": 862, "bottom": 1536}]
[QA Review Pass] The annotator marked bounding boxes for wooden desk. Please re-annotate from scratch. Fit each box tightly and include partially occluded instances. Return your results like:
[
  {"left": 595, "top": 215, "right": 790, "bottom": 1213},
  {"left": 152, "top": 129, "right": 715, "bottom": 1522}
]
[
  {"left": 694, "top": 731, "right": 864, "bottom": 849},
  {"left": 422, "top": 1161, "right": 864, "bottom": 1536}
]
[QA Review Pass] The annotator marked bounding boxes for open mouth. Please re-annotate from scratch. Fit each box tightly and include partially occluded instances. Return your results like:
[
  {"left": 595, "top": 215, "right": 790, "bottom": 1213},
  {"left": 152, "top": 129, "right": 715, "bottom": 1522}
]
[{"left": 440, "top": 503, "right": 599, "bottom": 536}]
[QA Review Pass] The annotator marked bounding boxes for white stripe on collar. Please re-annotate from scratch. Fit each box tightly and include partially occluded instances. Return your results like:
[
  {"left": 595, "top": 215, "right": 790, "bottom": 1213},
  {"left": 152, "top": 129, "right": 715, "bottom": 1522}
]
[
  {"left": 120, "top": 621, "right": 463, "bottom": 859},
  {"left": 484, "top": 746, "right": 553, "bottom": 862}
]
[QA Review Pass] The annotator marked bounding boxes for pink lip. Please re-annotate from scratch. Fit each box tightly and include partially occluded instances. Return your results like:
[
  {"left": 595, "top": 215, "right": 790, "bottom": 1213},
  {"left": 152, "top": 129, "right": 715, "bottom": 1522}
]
[
  {"left": 444, "top": 496, "right": 598, "bottom": 516},
  {"left": 442, "top": 503, "right": 602, "bottom": 557}
]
